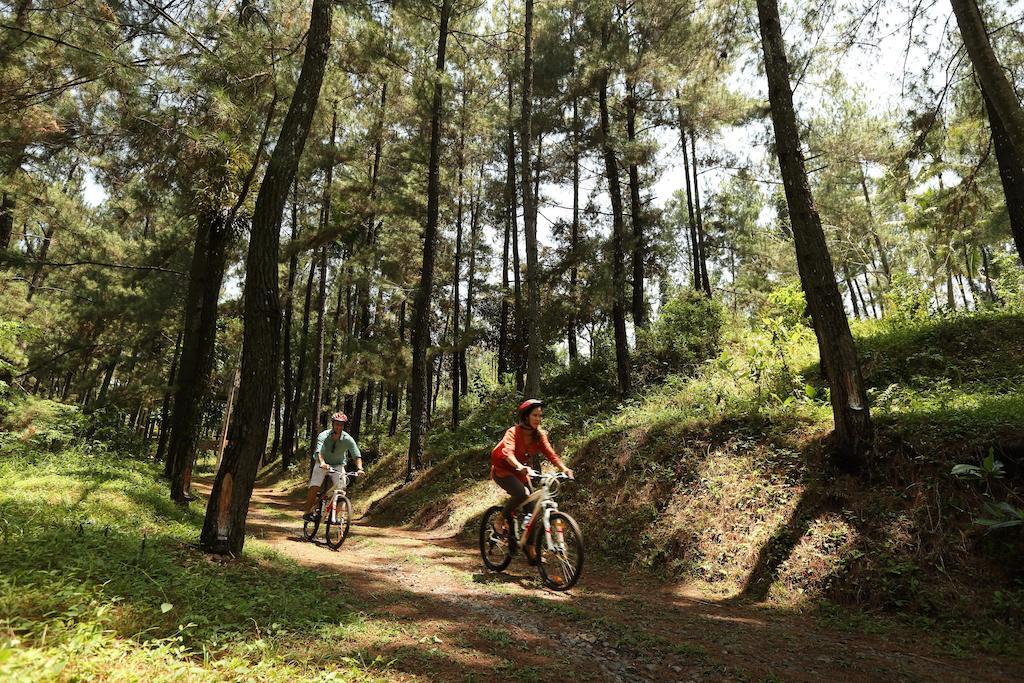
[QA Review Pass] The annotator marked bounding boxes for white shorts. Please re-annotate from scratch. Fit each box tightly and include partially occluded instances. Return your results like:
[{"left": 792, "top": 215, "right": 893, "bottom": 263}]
[{"left": 308, "top": 465, "right": 345, "bottom": 490}]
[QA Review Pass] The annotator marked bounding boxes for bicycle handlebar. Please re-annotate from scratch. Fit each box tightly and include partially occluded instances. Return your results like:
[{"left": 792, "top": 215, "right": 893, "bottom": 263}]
[{"left": 322, "top": 466, "right": 363, "bottom": 476}]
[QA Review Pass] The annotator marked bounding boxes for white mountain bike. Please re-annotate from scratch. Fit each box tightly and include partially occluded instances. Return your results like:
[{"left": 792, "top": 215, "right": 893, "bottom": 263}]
[
  {"left": 479, "top": 470, "right": 584, "bottom": 590},
  {"left": 303, "top": 467, "right": 360, "bottom": 550}
]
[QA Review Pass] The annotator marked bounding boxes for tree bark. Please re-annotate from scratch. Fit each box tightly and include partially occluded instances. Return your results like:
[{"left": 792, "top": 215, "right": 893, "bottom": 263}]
[
  {"left": 843, "top": 263, "right": 860, "bottom": 318},
  {"left": 858, "top": 164, "right": 891, "bottom": 280},
  {"left": 499, "top": 107, "right": 514, "bottom": 382},
  {"left": 26, "top": 224, "right": 56, "bottom": 301},
  {"left": 155, "top": 329, "right": 183, "bottom": 464},
  {"left": 691, "top": 132, "right": 712, "bottom": 296},
  {"left": 520, "top": 0, "right": 540, "bottom": 398},
  {"left": 462, "top": 163, "right": 483, "bottom": 396},
  {"left": 950, "top": 0, "right": 1024, "bottom": 161},
  {"left": 280, "top": 180, "right": 300, "bottom": 469},
  {"left": 598, "top": 64, "right": 631, "bottom": 398},
  {"left": 200, "top": 0, "right": 331, "bottom": 554},
  {"left": 677, "top": 104, "right": 701, "bottom": 292},
  {"left": 166, "top": 210, "right": 230, "bottom": 497},
  {"left": 626, "top": 81, "right": 647, "bottom": 328},
  {"left": 407, "top": 0, "right": 453, "bottom": 481},
  {"left": 757, "top": 0, "right": 873, "bottom": 470},
  {"left": 0, "top": 192, "right": 14, "bottom": 251},
  {"left": 309, "top": 106, "right": 337, "bottom": 438},
  {"left": 982, "top": 90, "right": 1024, "bottom": 264},
  {"left": 452, "top": 105, "right": 466, "bottom": 428},
  {"left": 568, "top": 94, "right": 581, "bottom": 364},
  {"left": 293, "top": 255, "right": 316, "bottom": 450}
]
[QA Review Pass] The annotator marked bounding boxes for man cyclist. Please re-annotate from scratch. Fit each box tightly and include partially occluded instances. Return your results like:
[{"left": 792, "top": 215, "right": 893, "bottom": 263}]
[
  {"left": 304, "top": 411, "right": 363, "bottom": 521},
  {"left": 489, "top": 399, "right": 573, "bottom": 562}
]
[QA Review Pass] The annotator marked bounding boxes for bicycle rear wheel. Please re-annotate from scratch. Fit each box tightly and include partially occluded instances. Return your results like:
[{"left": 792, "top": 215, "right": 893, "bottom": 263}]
[
  {"left": 324, "top": 496, "right": 352, "bottom": 549},
  {"left": 535, "top": 512, "right": 584, "bottom": 590},
  {"left": 479, "top": 506, "right": 514, "bottom": 571},
  {"left": 302, "top": 499, "right": 323, "bottom": 541}
]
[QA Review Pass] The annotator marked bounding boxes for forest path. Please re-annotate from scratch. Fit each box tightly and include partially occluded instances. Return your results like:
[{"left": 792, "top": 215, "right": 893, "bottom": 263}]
[{"left": 207, "top": 480, "right": 1020, "bottom": 682}]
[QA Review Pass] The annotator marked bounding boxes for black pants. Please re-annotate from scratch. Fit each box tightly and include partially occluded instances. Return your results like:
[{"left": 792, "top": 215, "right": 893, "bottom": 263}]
[{"left": 494, "top": 474, "right": 533, "bottom": 517}]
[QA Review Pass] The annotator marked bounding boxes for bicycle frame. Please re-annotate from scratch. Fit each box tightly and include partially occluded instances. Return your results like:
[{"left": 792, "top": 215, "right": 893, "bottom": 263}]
[
  {"left": 514, "top": 473, "right": 565, "bottom": 553},
  {"left": 318, "top": 468, "right": 349, "bottom": 523}
]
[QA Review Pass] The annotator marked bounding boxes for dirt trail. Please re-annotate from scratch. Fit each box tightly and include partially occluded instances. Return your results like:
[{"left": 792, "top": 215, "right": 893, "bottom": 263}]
[{"left": 228, "top": 482, "right": 1020, "bottom": 682}]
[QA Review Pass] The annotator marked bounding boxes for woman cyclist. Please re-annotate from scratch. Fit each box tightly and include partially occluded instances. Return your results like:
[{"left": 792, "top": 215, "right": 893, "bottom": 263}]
[{"left": 490, "top": 399, "right": 573, "bottom": 562}]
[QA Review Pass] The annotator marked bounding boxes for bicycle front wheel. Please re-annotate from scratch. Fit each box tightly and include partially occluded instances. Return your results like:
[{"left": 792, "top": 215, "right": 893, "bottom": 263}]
[
  {"left": 324, "top": 496, "right": 352, "bottom": 550},
  {"left": 535, "top": 511, "right": 584, "bottom": 590},
  {"left": 303, "top": 499, "right": 323, "bottom": 541},
  {"left": 479, "top": 506, "right": 514, "bottom": 571}
]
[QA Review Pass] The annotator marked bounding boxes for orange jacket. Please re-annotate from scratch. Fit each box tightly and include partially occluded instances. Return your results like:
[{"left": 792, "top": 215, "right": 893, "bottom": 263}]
[{"left": 490, "top": 425, "right": 564, "bottom": 483}]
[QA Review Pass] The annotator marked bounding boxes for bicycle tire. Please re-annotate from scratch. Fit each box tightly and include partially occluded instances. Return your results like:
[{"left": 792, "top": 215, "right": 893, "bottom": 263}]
[
  {"left": 535, "top": 511, "right": 584, "bottom": 591},
  {"left": 324, "top": 496, "right": 352, "bottom": 550},
  {"left": 479, "top": 505, "right": 515, "bottom": 571},
  {"left": 302, "top": 498, "right": 323, "bottom": 541}
]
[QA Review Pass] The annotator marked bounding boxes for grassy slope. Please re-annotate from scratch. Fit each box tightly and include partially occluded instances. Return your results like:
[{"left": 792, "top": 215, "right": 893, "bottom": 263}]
[
  {"left": 0, "top": 403, "right": 404, "bottom": 682},
  {"left": 356, "top": 311, "right": 1024, "bottom": 654}
]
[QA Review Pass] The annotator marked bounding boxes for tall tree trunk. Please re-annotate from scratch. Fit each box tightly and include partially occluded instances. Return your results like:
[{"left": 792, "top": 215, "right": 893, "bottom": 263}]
[
  {"left": 324, "top": 271, "right": 345, "bottom": 408},
  {"left": 677, "top": 102, "right": 701, "bottom": 292},
  {"left": 962, "top": 243, "right": 981, "bottom": 301},
  {"left": 199, "top": 0, "right": 331, "bottom": 554},
  {"left": 858, "top": 163, "right": 891, "bottom": 280},
  {"left": 26, "top": 224, "right": 55, "bottom": 301},
  {"left": 843, "top": 263, "right": 861, "bottom": 318},
  {"left": 292, "top": 256, "right": 316, "bottom": 452},
  {"left": 950, "top": 0, "right": 1024, "bottom": 161},
  {"left": 452, "top": 108, "right": 466, "bottom": 428},
  {"left": 155, "top": 329, "right": 183, "bottom": 464},
  {"left": 267, "top": 386, "right": 280, "bottom": 467},
  {"left": 861, "top": 268, "right": 877, "bottom": 317},
  {"left": 956, "top": 271, "right": 970, "bottom": 310},
  {"left": 310, "top": 106, "right": 337, "bottom": 437},
  {"left": 946, "top": 260, "right": 956, "bottom": 310},
  {"left": 568, "top": 94, "right": 581, "bottom": 364},
  {"left": 280, "top": 181, "right": 300, "bottom": 469},
  {"left": 521, "top": 0, "right": 540, "bottom": 398},
  {"left": 167, "top": 210, "right": 231, "bottom": 498},
  {"left": 499, "top": 112, "right": 514, "bottom": 381},
  {"left": 407, "top": 0, "right": 453, "bottom": 481},
  {"left": 691, "top": 132, "right": 712, "bottom": 296},
  {"left": 352, "top": 386, "right": 366, "bottom": 440},
  {"left": 462, "top": 163, "right": 483, "bottom": 396},
  {"left": 626, "top": 81, "right": 647, "bottom": 328},
  {"left": 95, "top": 353, "right": 118, "bottom": 406},
  {"left": 982, "top": 91, "right": 1024, "bottom": 264},
  {"left": 757, "top": 0, "right": 872, "bottom": 470},
  {"left": 981, "top": 245, "right": 996, "bottom": 299},
  {"left": 390, "top": 299, "right": 406, "bottom": 437},
  {"left": 0, "top": 192, "right": 14, "bottom": 251},
  {"left": 309, "top": 246, "right": 327, "bottom": 441},
  {"left": 365, "top": 380, "right": 375, "bottom": 427},
  {"left": 598, "top": 63, "right": 631, "bottom": 398}
]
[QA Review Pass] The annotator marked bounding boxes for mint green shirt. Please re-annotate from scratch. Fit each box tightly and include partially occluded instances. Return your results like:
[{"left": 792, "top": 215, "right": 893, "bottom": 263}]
[{"left": 313, "top": 429, "right": 360, "bottom": 467}]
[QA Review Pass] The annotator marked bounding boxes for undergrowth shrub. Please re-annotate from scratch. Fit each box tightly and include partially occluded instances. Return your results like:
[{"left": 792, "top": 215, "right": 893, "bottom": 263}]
[{"left": 635, "top": 290, "right": 723, "bottom": 383}]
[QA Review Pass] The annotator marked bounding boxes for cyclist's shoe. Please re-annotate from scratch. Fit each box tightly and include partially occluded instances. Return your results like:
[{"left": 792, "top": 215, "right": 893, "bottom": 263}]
[{"left": 303, "top": 511, "right": 318, "bottom": 522}]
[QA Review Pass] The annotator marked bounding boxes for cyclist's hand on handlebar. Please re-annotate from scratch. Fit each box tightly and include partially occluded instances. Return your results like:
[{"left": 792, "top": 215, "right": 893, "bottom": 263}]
[
  {"left": 562, "top": 468, "right": 575, "bottom": 480},
  {"left": 523, "top": 467, "right": 539, "bottom": 478}
]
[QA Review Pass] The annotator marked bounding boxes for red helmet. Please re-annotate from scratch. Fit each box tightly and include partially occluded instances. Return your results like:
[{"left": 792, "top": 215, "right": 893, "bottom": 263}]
[
  {"left": 517, "top": 399, "right": 544, "bottom": 422},
  {"left": 331, "top": 411, "right": 348, "bottom": 423}
]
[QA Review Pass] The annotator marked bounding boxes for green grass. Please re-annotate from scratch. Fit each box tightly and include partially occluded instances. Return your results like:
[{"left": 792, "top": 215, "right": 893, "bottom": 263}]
[{"left": 0, "top": 432, "right": 401, "bottom": 682}]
